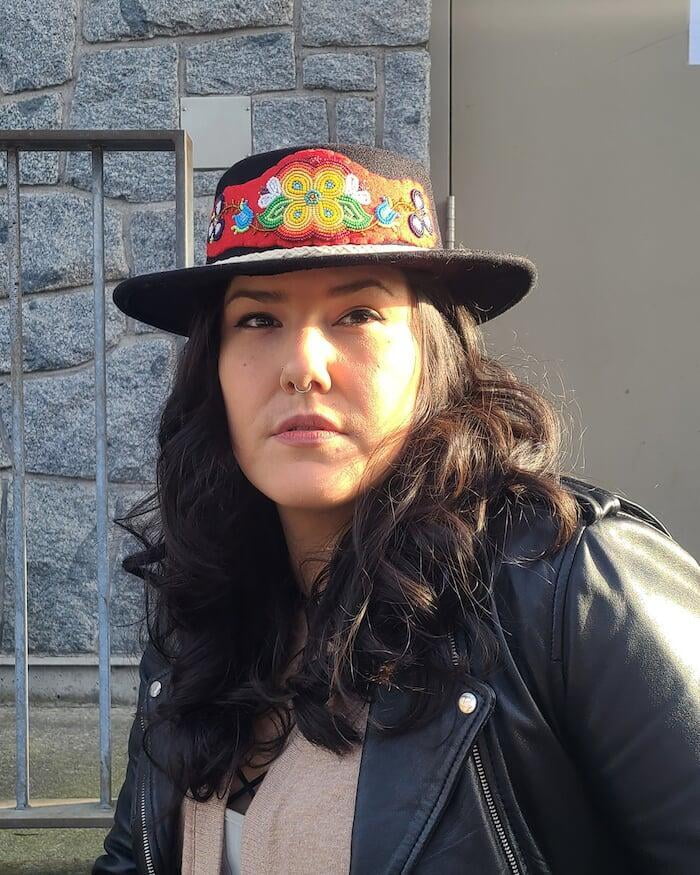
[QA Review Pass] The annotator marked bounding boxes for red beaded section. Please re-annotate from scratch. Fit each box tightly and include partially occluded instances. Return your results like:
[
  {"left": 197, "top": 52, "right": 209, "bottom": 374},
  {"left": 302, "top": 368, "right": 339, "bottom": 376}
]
[{"left": 206, "top": 147, "right": 438, "bottom": 257}]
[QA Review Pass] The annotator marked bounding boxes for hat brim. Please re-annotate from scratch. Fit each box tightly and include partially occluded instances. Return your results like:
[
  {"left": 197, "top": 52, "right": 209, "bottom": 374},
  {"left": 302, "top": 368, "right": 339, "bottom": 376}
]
[{"left": 112, "top": 245, "right": 538, "bottom": 336}]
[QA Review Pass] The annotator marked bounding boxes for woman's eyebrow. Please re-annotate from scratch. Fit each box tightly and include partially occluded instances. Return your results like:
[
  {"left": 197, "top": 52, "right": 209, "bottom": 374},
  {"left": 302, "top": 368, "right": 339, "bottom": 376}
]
[{"left": 224, "top": 278, "right": 395, "bottom": 306}]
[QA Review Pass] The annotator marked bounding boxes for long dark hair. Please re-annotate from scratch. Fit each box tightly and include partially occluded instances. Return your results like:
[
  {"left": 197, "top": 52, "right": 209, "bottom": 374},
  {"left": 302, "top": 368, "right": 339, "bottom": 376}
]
[{"left": 115, "top": 265, "right": 582, "bottom": 809}]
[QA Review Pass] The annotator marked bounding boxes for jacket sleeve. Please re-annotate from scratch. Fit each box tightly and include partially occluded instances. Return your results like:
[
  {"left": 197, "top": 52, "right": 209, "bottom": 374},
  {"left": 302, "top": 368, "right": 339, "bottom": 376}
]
[
  {"left": 558, "top": 511, "right": 700, "bottom": 874},
  {"left": 92, "top": 652, "right": 147, "bottom": 874}
]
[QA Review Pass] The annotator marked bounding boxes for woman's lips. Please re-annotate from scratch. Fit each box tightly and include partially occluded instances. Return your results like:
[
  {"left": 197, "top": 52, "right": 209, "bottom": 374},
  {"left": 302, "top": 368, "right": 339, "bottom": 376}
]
[{"left": 274, "top": 429, "right": 345, "bottom": 445}]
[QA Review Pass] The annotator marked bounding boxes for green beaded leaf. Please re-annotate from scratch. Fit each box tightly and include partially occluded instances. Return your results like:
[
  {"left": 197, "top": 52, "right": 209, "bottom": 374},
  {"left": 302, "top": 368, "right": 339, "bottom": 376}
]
[
  {"left": 338, "top": 195, "right": 373, "bottom": 230},
  {"left": 258, "top": 195, "right": 289, "bottom": 229}
]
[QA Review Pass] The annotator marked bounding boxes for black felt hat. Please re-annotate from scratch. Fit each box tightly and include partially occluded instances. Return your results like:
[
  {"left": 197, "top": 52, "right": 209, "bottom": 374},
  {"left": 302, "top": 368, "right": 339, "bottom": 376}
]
[{"left": 112, "top": 143, "right": 538, "bottom": 336}]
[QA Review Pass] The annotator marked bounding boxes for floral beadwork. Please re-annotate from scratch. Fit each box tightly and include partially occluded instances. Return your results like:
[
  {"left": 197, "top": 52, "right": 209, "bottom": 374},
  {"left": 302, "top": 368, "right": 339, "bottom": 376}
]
[
  {"left": 208, "top": 193, "right": 225, "bottom": 243},
  {"left": 374, "top": 195, "right": 400, "bottom": 227},
  {"left": 407, "top": 188, "right": 434, "bottom": 238},
  {"left": 257, "top": 163, "right": 374, "bottom": 239},
  {"left": 205, "top": 147, "right": 439, "bottom": 258},
  {"left": 232, "top": 198, "right": 254, "bottom": 233}
]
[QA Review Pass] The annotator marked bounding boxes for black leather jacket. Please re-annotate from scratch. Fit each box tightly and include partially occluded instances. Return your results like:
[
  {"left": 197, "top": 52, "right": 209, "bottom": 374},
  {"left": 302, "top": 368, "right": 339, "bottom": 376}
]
[{"left": 93, "top": 476, "right": 700, "bottom": 874}]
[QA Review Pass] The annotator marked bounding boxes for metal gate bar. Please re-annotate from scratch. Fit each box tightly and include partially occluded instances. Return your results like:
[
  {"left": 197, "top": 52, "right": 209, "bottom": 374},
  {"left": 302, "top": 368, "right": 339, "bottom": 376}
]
[{"left": 0, "top": 129, "right": 193, "bottom": 828}]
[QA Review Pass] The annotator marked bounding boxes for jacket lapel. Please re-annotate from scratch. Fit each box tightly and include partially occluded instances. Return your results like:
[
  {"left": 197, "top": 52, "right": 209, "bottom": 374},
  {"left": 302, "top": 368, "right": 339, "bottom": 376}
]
[{"left": 350, "top": 676, "right": 495, "bottom": 875}]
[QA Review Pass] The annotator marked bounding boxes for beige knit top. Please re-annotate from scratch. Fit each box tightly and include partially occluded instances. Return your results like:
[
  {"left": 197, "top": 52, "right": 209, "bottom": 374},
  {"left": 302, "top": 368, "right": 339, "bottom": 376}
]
[{"left": 179, "top": 696, "right": 371, "bottom": 874}]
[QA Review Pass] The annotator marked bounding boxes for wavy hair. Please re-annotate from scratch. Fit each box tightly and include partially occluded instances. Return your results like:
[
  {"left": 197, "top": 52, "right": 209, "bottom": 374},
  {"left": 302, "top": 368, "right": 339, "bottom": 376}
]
[{"left": 115, "top": 265, "right": 582, "bottom": 820}]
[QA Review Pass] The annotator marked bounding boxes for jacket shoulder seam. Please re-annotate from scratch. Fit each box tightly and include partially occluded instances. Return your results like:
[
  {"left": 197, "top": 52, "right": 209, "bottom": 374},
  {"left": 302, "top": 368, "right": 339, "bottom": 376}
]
[
  {"left": 550, "top": 488, "right": 673, "bottom": 663},
  {"left": 549, "top": 475, "right": 624, "bottom": 665},
  {"left": 549, "top": 523, "right": 586, "bottom": 664}
]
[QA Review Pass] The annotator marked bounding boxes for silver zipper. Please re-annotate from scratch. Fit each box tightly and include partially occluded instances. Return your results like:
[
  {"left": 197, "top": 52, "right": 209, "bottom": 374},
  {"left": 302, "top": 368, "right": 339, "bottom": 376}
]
[
  {"left": 471, "top": 740, "right": 521, "bottom": 874},
  {"left": 448, "top": 630, "right": 521, "bottom": 875},
  {"left": 139, "top": 711, "right": 157, "bottom": 875},
  {"left": 448, "top": 628, "right": 460, "bottom": 665}
]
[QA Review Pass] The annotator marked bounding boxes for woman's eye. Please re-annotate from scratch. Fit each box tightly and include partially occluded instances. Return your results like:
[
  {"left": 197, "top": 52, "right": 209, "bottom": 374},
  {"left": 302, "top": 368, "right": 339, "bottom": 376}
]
[
  {"left": 235, "top": 313, "right": 275, "bottom": 328},
  {"left": 341, "top": 308, "right": 380, "bottom": 325},
  {"left": 234, "top": 308, "right": 380, "bottom": 329}
]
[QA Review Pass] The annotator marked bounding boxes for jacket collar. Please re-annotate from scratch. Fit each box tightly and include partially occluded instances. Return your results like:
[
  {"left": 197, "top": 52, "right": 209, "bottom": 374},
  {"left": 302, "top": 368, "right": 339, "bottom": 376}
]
[
  {"left": 143, "top": 633, "right": 496, "bottom": 875},
  {"left": 350, "top": 645, "right": 496, "bottom": 873}
]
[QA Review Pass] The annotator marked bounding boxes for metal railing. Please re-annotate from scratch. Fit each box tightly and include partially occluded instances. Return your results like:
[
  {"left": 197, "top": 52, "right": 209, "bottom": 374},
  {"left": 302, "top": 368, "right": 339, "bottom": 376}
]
[{"left": 0, "top": 129, "right": 193, "bottom": 828}]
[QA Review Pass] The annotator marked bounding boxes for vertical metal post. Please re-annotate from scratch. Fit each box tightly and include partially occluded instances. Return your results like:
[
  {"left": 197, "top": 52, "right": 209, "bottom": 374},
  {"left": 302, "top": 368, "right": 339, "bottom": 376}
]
[
  {"left": 92, "top": 146, "right": 112, "bottom": 808},
  {"left": 7, "top": 147, "right": 30, "bottom": 809},
  {"left": 446, "top": 194, "right": 456, "bottom": 249},
  {"left": 174, "top": 130, "right": 194, "bottom": 271},
  {"left": 174, "top": 131, "right": 194, "bottom": 352},
  {"left": 0, "top": 131, "right": 194, "bottom": 826}
]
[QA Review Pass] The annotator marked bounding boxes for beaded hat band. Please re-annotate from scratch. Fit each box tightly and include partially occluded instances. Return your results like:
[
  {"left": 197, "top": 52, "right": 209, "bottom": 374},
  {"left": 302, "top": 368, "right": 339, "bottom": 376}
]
[{"left": 113, "top": 143, "right": 538, "bottom": 336}]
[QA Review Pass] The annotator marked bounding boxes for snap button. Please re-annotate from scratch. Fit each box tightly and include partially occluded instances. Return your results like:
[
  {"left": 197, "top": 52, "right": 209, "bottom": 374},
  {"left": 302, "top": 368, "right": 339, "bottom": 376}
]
[
  {"left": 458, "top": 691, "right": 477, "bottom": 714},
  {"left": 149, "top": 680, "right": 162, "bottom": 698}
]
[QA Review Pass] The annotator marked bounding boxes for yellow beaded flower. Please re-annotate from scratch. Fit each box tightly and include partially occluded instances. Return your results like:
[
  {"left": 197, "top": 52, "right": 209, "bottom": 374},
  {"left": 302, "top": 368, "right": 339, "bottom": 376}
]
[{"left": 257, "top": 164, "right": 373, "bottom": 236}]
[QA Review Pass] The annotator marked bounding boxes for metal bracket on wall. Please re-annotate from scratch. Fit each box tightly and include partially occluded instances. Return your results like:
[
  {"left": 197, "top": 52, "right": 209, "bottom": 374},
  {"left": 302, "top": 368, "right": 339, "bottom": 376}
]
[{"left": 180, "top": 96, "right": 252, "bottom": 170}]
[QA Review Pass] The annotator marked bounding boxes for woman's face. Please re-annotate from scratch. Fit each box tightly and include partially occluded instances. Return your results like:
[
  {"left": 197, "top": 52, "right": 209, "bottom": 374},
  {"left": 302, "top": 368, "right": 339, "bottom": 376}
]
[{"left": 218, "top": 264, "right": 421, "bottom": 522}]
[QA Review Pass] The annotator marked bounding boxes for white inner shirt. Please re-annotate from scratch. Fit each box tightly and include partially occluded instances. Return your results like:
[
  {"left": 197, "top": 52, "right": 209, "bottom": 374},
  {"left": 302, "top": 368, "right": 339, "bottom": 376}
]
[{"left": 222, "top": 808, "right": 245, "bottom": 875}]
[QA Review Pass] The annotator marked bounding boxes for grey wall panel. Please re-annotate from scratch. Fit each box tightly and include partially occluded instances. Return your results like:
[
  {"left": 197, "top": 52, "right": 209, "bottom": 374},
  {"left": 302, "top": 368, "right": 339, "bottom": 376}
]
[{"left": 443, "top": 0, "right": 698, "bottom": 555}]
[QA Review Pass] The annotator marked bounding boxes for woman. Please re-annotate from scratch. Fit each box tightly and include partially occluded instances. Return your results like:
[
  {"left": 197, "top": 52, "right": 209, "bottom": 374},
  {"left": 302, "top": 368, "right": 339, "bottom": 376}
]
[{"left": 93, "top": 144, "right": 700, "bottom": 874}]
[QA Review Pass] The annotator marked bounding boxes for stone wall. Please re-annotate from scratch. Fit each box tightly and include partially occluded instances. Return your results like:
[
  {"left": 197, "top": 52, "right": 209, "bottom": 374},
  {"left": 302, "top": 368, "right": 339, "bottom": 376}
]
[{"left": 0, "top": 0, "right": 432, "bottom": 655}]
